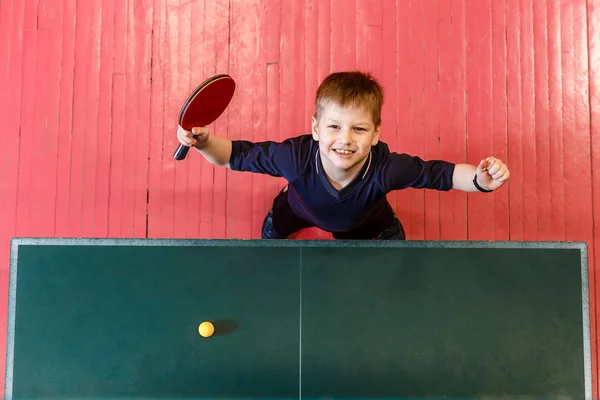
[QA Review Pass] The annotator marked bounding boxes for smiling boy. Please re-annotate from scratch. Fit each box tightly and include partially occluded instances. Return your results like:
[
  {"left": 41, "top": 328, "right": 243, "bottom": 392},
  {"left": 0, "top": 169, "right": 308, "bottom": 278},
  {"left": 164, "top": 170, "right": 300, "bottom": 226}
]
[{"left": 177, "top": 71, "right": 510, "bottom": 240}]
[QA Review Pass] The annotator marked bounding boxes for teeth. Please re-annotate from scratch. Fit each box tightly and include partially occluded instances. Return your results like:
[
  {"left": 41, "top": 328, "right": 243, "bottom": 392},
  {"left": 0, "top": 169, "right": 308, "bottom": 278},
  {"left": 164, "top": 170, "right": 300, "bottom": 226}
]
[{"left": 335, "top": 150, "right": 352, "bottom": 155}]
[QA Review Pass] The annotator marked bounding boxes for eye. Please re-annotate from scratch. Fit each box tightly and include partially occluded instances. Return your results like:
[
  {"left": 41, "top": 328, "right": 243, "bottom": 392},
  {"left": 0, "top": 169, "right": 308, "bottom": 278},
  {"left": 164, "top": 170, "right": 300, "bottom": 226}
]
[
  {"left": 354, "top": 127, "right": 367, "bottom": 132},
  {"left": 328, "top": 125, "right": 340, "bottom": 129}
]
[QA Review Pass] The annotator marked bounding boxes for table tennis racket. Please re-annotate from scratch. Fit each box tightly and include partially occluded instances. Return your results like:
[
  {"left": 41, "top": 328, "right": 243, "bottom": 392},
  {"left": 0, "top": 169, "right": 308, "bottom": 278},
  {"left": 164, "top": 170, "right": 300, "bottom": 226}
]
[{"left": 173, "top": 74, "right": 236, "bottom": 160}]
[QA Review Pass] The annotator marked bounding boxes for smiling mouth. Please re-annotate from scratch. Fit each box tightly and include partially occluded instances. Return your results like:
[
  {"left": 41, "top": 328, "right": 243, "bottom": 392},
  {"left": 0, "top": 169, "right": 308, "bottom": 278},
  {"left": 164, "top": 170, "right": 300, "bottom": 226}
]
[{"left": 333, "top": 149, "right": 355, "bottom": 155}]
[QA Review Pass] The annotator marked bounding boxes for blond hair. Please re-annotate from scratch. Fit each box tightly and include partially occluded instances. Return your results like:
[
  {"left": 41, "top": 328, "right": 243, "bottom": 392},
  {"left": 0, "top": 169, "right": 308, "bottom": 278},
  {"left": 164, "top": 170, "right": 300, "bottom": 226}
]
[{"left": 314, "top": 71, "right": 384, "bottom": 126}]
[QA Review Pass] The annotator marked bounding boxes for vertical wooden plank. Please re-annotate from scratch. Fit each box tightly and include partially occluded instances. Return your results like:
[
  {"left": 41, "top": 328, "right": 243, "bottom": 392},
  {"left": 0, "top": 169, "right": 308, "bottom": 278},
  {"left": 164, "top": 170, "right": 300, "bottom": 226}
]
[
  {"left": 465, "top": 0, "right": 482, "bottom": 240},
  {"left": 423, "top": 0, "right": 440, "bottom": 240},
  {"left": 507, "top": 0, "right": 523, "bottom": 240},
  {"left": 317, "top": 0, "right": 330, "bottom": 80},
  {"left": 298, "top": 0, "right": 335, "bottom": 238},
  {"left": 299, "top": 0, "right": 318, "bottom": 240},
  {"left": 168, "top": 1, "right": 191, "bottom": 239},
  {"left": 249, "top": 0, "right": 268, "bottom": 239},
  {"left": 278, "top": 0, "right": 306, "bottom": 238},
  {"left": 300, "top": 0, "right": 318, "bottom": 240},
  {"left": 197, "top": 1, "right": 216, "bottom": 238},
  {"left": 407, "top": 0, "right": 425, "bottom": 239},
  {"left": 520, "top": 0, "right": 537, "bottom": 240},
  {"left": 211, "top": 0, "right": 230, "bottom": 238},
  {"left": 188, "top": 2, "right": 206, "bottom": 238},
  {"left": 532, "top": 0, "right": 550, "bottom": 241},
  {"left": 569, "top": 0, "right": 596, "bottom": 394},
  {"left": 192, "top": 0, "right": 212, "bottom": 239},
  {"left": 438, "top": 0, "right": 456, "bottom": 239},
  {"left": 27, "top": 0, "right": 62, "bottom": 237},
  {"left": 14, "top": 0, "right": 39, "bottom": 237},
  {"left": 381, "top": 0, "right": 397, "bottom": 235},
  {"left": 132, "top": 0, "right": 153, "bottom": 238},
  {"left": 109, "top": 71, "right": 126, "bottom": 237},
  {"left": 395, "top": 0, "right": 412, "bottom": 235},
  {"left": 449, "top": 0, "right": 468, "bottom": 240},
  {"left": 331, "top": 0, "right": 356, "bottom": 71},
  {"left": 151, "top": 0, "right": 175, "bottom": 239},
  {"left": 0, "top": 0, "right": 13, "bottom": 135},
  {"left": 547, "top": 0, "right": 565, "bottom": 240},
  {"left": 305, "top": 0, "right": 318, "bottom": 130},
  {"left": 491, "top": 0, "right": 509, "bottom": 240},
  {"left": 587, "top": 1, "right": 600, "bottom": 398},
  {"left": 366, "top": 0, "right": 383, "bottom": 75},
  {"left": 0, "top": 0, "right": 25, "bottom": 389},
  {"left": 562, "top": 0, "right": 593, "bottom": 241},
  {"left": 560, "top": 0, "right": 576, "bottom": 243},
  {"left": 94, "top": 0, "right": 115, "bottom": 237},
  {"left": 183, "top": 2, "right": 201, "bottom": 240},
  {"left": 466, "top": 0, "right": 495, "bottom": 240},
  {"left": 587, "top": 0, "right": 600, "bottom": 395},
  {"left": 265, "top": 62, "right": 282, "bottom": 231},
  {"left": 178, "top": 3, "right": 193, "bottom": 239},
  {"left": 80, "top": 0, "right": 102, "bottom": 237},
  {"left": 107, "top": 0, "right": 127, "bottom": 237},
  {"left": 147, "top": 0, "right": 166, "bottom": 238},
  {"left": 68, "top": 0, "right": 96, "bottom": 236},
  {"left": 368, "top": 26, "right": 382, "bottom": 90},
  {"left": 0, "top": 0, "right": 12, "bottom": 382},
  {"left": 182, "top": 2, "right": 200, "bottom": 238},
  {"left": 1, "top": 0, "right": 24, "bottom": 241},
  {"left": 367, "top": 17, "right": 383, "bottom": 255},
  {"left": 54, "top": 0, "right": 76, "bottom": 238},
  {"left": 262, "top": 0, "right": 284, "bottom": 238},
  {"left": 313, "top": 0, "right": 330, "bottom": 245},
  {"left": 563, "top": 8, "right": 596, "bottom": 389},
  {"left": 37, "top": 0, "right": 57, "bottom": 29},
  {"left": 227, "top": 0, "right": 261, "bottom": 239},
  {"left": 330, "top": 0, "right": 343, "bottom": 72},
  {"left": 566, "top": 0, "right": 593, "bottom": 240},
  {"left": 0, "top": 0, "right": 14, "bottom": 237},
  {"left": 356, "top": 0, "right": 380, "bottom": 72}
]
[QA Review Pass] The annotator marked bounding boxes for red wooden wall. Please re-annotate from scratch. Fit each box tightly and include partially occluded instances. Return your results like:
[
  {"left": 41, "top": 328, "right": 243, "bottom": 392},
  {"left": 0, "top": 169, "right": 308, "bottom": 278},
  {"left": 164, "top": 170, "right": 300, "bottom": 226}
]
[{"left": 1, "top": 0, "right": 599, "bottom": 395}]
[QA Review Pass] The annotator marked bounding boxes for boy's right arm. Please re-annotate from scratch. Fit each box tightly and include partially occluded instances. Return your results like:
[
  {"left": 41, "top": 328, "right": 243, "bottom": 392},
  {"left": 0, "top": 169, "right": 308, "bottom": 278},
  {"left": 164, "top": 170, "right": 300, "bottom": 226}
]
[{"left": 177, "top": 126, "right": 232, "bottom": 168}]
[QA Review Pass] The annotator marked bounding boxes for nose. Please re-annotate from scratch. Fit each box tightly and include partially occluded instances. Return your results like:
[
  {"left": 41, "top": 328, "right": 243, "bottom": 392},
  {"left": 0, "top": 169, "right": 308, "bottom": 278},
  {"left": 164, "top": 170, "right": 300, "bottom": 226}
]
[{"left": 338, "top": 128, "right": 352, "bottom": 145}]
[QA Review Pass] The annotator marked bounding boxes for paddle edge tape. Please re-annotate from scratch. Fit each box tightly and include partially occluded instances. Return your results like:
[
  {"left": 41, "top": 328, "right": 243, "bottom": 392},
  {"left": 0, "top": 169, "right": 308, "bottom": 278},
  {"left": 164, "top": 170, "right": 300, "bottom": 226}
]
[{"left": 178, "top": 74, "right": 235, "bottom": 124}]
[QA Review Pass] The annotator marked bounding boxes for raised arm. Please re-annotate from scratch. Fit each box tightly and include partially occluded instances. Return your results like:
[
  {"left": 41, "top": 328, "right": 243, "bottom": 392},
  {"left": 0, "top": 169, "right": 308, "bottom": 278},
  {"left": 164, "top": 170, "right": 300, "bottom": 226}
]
[
  {"left": 177, "top": 126, "right": 232, "bottom": 167},
  {"left": 452, "top": 157, "right": 510, "bottom": 192}
]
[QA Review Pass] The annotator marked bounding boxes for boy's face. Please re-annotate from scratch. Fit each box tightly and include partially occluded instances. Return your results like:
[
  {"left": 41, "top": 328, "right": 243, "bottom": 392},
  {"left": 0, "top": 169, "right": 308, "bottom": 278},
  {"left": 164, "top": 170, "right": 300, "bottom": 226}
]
[{"left": 311, "top": 102, "right": 380, "bottom": 177}]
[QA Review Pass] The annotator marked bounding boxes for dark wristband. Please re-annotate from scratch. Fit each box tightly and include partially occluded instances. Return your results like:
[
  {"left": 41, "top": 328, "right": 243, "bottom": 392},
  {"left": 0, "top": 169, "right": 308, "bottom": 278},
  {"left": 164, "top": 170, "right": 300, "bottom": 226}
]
[{"left": 473, "top": 174, "right": 493, "bottom": 192}]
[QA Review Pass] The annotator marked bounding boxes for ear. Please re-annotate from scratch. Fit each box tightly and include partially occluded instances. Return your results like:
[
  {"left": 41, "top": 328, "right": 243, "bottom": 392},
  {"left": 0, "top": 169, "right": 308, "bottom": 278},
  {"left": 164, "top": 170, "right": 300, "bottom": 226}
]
[
  {"left": 371, "top": 123, "right": 381, "bottom": 146},
  {"left": 311, "top": 116, "right": 319, "bottom": 141}
]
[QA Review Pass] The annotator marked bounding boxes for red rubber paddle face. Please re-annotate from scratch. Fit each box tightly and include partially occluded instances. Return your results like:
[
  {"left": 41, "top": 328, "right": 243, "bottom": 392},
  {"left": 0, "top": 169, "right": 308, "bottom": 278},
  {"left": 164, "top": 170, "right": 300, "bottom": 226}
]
[{"left": 178, "top": 74, "right": 236, "bottom": 130}]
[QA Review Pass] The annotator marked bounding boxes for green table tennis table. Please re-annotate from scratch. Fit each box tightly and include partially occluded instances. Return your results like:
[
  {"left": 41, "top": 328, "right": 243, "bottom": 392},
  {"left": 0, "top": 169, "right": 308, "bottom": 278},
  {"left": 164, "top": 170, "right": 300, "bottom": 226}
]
[{"left": 5, "top": 238, "right": 592, "bottom": 399}]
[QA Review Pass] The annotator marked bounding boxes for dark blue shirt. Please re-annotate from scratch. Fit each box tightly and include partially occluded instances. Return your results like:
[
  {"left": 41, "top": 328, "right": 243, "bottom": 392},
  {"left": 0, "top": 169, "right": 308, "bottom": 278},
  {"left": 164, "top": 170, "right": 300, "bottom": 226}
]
[{"left": 229, "top": 134, "right": 455, "bottom": 233}]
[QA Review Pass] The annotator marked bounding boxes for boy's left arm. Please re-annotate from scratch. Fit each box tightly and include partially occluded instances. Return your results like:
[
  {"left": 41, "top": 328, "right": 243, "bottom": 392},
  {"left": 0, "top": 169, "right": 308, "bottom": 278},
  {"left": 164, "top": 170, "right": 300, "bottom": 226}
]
[{"left": 452, "top": 157, "right": 510, "bottom": 192}]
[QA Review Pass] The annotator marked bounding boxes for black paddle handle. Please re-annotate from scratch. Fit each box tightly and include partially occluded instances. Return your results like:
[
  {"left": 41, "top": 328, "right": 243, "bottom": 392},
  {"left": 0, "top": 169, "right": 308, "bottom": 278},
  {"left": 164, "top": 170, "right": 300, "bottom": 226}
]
[{"left": 173, "top": 143, "right": 191, "bottom": 160}]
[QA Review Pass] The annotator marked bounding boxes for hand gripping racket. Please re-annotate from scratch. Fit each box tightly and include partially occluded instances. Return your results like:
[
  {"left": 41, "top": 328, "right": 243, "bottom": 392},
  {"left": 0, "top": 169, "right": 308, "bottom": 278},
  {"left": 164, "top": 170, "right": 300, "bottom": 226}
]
[{"left": 173, "top": 74, "right": 236, "bottom": 160}]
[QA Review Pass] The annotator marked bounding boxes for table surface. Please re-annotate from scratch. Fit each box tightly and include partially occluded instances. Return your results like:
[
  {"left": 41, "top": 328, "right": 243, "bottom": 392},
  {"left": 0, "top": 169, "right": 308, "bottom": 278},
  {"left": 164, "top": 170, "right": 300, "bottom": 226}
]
[{"left": 5, "top": 238, "right": 591, "bottom": 399}]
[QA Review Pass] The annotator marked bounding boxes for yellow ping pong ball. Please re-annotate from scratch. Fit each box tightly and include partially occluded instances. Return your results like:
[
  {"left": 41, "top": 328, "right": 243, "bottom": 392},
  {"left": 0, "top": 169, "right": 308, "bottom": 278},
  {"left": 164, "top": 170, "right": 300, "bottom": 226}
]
[{"left": 198, "top": 321, "right": 214, "bottom": 338}]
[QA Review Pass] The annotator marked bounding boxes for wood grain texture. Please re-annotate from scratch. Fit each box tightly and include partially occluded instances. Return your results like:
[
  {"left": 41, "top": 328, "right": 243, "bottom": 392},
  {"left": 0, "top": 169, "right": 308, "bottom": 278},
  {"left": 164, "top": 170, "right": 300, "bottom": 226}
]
[
  {"left": 395, "top": 0, "right": 412, "bottom": 237},
  {"left": 438, "top": 0, "right": 465, "bottom": 240},
  {"left": 507, "top": 0, "right": 524, "bottom": 241},
  {"left": 0, "top": 0, "right": 25, "bottom": 375},
  {"left": 466, "top": 0, "right": 496, "bottom": 240},
  {"left": 423, "top": 0, "right": 440, "bottom": 240},
  {"left": 491, "top": 0, "right": 509, "bottom": 240},
  {"left": 0, "top": 0, "right": 597, "bottom": 394},
  {"left": 520, "top": 0, "right": 537, "bottom": 241},
  {"left": 408, "top": 0, "right": 426, "bottom": 239},
  {"left": 588, "top": 0, "right": 600, "bottom": 393},
  {"left": 533, "top": 0, "right": 551, "bottom": 241}
]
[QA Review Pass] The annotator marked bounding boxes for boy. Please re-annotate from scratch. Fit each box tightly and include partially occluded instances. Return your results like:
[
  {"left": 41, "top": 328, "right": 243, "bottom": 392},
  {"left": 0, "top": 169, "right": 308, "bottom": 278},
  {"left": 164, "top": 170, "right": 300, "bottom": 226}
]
[{"left": 176, "top": 71, "right": 510, "bottom": 240}]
